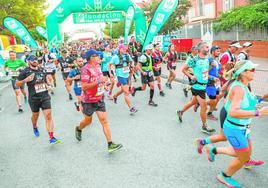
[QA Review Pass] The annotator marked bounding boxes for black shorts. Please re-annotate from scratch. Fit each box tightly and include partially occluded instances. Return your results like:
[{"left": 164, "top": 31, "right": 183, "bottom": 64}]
[
  {"left": 167, "top": 64, "right": 176, "bottom": 71},
  {"left": 141, "top": 72, "right": 154, "bottom": 84},
  {"left": 191, "top": 88, "right": 206, "bottom": 99},
  {"left": 62, "top": 72, "right": 69, "bottom": 80},
  {"left": 220, "top": 107, "right": 227, "bottom": 129},
  {"left": 153, "top": 69, "right": 161, "bottom": 77},
  {"left": 29, "top": 96, "right": 51, "bottom": 113},
  {"left": 11, "top": 79, "right": 25, "bottom": 90},
  {"left": 82, "top": 100, "right": 106, "bottom": 117},
  {"left": 102, "top": 71, "right": 111, "bottom": 78}
]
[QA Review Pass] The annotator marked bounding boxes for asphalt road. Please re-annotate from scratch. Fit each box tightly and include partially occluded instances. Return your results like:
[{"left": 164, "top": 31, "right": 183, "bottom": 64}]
[{"left": 0, "top": 73, "right": 268, "bottom": 188}]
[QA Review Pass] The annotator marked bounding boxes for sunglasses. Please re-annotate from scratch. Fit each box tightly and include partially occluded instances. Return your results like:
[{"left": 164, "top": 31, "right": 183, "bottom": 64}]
[{"left": 245, "top": 68, "right": 255, "bottom": 72}]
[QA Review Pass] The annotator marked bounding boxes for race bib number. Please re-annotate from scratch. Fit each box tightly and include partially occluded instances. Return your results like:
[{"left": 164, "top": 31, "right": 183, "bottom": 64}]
[
  {"left": 123, "top": 66, "right": 130, "bottom": 73},
  {"left": 34, "top": 83, "right": 47, "bottom": 93},
  {"left": 202, "top": 71, "right": 208, "bottom": 80},
  {"left": 64, "top": 68, "right": 71, "bottom": 73},
  {"left": 46, "top": 68, "right": 53, "bottom": 73},
  {"left": 10, "top": 70, "right": 19, "bottom": 77},
  {"left": 77, "top": 81, "right": 81, "bottom": 88},
  {"left": 148, "top": 71, "right": 153, "bottom": 77},
  {"left": 172, "top": 62, "right": 176, "bottom": 67},
  {"left": 96, "top": 85, "right": 105, "bottom": 96}
]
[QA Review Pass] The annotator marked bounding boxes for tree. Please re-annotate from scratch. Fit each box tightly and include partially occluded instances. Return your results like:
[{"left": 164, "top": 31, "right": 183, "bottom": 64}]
[
  {"left": 103, "top": 20, "right": 134, "bottom": 39},
  {"left": 213, "top": 2, "right": 268, "bottom": 32},
  {"left": 0, "top": 0, "right": 48, "bottom": 41},
  {"left": 142, "top": 0, "right": 191, "bottom": 34}
]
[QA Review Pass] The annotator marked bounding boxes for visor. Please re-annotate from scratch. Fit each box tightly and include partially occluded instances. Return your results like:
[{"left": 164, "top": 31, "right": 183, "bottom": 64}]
[{"left": 232, "top": 61, "right": 258, "bottom": 79}]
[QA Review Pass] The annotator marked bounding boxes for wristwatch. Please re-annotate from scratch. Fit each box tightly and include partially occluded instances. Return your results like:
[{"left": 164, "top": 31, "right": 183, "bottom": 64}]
[{"left": 254, "top": 110, "right": 260, "bottom": 117}]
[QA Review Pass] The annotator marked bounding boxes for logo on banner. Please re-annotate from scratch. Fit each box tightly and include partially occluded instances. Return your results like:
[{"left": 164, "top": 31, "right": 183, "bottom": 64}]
[
  {"left": 163, "top": 0, "right": 177, "bottom": 11},
  {"left": 56, "top": 6, "right": 64, "bottom": 17},
  {"left": 155, "top": 13, "right": 165, "bottom": 24},
  {"left": 16, "top": 28, "right": 26, "bottom": 36},
  {"left": 6, "top": 20, "right": 18, "bottom": 29},
  {"left": 150, "top": 25, "right": 157, "bottom": 34}
]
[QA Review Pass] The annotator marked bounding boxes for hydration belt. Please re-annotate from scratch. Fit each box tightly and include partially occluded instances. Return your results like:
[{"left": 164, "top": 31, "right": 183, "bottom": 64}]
[{"left": 227, "top": 119, "right": 249, "bottom": 128}]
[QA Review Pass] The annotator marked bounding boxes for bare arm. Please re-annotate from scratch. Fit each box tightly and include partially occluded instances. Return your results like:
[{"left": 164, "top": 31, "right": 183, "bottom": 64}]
[{"left": 182, "top": 64, "right": 195, "bottom": 80}]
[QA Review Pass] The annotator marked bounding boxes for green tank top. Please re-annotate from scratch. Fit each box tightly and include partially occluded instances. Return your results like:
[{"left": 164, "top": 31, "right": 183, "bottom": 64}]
[{"left": 224, "top": 81, "right": 257, "bottom": 126}]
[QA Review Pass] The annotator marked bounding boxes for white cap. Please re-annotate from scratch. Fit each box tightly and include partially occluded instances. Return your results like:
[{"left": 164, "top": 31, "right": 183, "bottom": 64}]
[
  {"left": 145, "top": 44, "right": 153, "bottom": 50},
  {"left": 230, "top": 41, "right": 242, "bottom": 48},
  {"left": 243, "top": 42, "right": 253, "bottom": 47}
]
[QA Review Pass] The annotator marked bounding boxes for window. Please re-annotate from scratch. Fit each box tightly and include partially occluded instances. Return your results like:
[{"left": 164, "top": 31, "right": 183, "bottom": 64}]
[
  {"left": 223, "top": 0, "right": 234, "bottom": 12},
  {"left": 197, "top": 0, "right": 204, "bottom": 16}
]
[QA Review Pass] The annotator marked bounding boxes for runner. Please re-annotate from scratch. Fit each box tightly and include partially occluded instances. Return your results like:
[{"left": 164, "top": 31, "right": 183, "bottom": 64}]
[
  {"left": 110, "top": 44, "right": 138, "bottom": 114},
  {"left": 183, "top": 46, "right": 199, "bottom": 98},
  {"left": 206, "top": 46, "right": 221, "bottom": 120},
  {"left": 204, "top": 60, "right": 268, "bottom": 188},
  {"left": 16, "top": 55, "right": 61, "bottom": 144},
  {"left": 57, "top": 49, "right": 74, "bottom": 100},
  {"left": 238, "top": 42, "right": 253, "bottom": 61},
  {"left": 67, "top": 57, "right": 83, "bottom": 111},
  {"left": 164, "top": 44, "right": 178, "bottom": 89},
  {"left": 75, "top": 49, "right": 123, "bottom": 153},
  {"left": 132, "top": 44, "right": 158, "bottom": 107},
  {"left": 4, "top": 50, "right": 27, "bottom": 112},
  {"left": 177, "top": 42, "right": 215, "bottom": 134},
  {"left": 152, "top": 43, "right": 165, "bottom": 96},
  {"left": 101, "top": 45, "right": 114, "bottom": 99},
  {"left": 219, "top": 41, "right": 241, "bottom": 86},
  {"left": 42, "top": 47, "right": 57, "bottom": 94}
]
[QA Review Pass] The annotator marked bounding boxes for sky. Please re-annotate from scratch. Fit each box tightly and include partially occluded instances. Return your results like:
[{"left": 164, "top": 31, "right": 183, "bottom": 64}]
[{"left": 47, "top": 0, "right": 144, "bottom": 38}]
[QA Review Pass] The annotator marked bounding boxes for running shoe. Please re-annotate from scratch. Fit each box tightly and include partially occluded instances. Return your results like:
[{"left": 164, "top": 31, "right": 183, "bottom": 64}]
[
  {"left": 194, "top": 138, "right": 204, "bottom": 154},
  {"left": 130, "top": 107, "right": 138, "bottom": 115},
  {"left": 201, "top": 125, "right": 215, "bottom": 134},
  {"left": 18, "top": 106, "right": 23, "bottom": 113},
  {"left": 216, "top": 172, "right": 241, "bottom": 188},
  {"left": 160, "top": 91, "right": 165, "bottom": 97},
  {"left": 194, "top": 103, "right": 200, "bottom": 112},
  {"left": 24, "top": 96, "right": 28, "bottom": 104},
  {"left": 113, "top": 97, "right": 117, "bottom": 104},
  {"left": 108, "top": 143, "right": 123, "bottom": 153},
  {"left": 33, "top": 127, "right": 40, "bottom": 137},
  {"left": 74, "top": 102, "right": 80, "bottom": 112},
  {"left": 131, "top": 89, "right": 136, "bottom": 97},
  {"left": 176, "top": 110, "right": 183, "bottom": 123},
  {"left": 206, "top": 144, "right": 216, "bottom": 162},
  {"left": 169, "top": 84, "right": 172, "bottom": 89},
  {"left": 183, "top": 88, "right": 188, "bottom": 97},
  {"left": 165, "top": 83, "right": 169, "bottom": 88},
  {"left": 69, "top": 94, "right": 73, "bottom": 100},
  {"left": 244, "top": 159, "right": 264, "bottom": 169},
  {"left": 207, "top": 114, "right": 218, "bottom": 121},
  {"left": 148, "top": 100, "right": 158, "bottom": 107},
  {"left": 49, "top": 137, "right": 61, "bottom": 144},
  {"left": 75, "top": 126, "right": 82, "bottom": 141}
]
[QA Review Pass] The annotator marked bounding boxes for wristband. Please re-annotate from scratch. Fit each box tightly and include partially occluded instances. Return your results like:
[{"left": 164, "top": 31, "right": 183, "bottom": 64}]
[
  {"left": 258, "top": 98, "right": 263, "bottom": 103},
  {"left": 254, "top": 110, "right": 260, "bottom": 117}
]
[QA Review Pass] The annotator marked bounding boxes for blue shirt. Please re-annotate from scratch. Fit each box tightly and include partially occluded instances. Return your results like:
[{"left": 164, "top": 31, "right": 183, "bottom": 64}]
[
  {"left": 111, "top": 54, "right": 133, "bottom": 78},
  {"left": 102, "top": 52, "right": 112, "bottom": 72},
  {"left": 68, "top": 68, "right": 81, "bottom": 88},
  {"left": 208, "top": 57, "right": 220, "bottom": 80}
]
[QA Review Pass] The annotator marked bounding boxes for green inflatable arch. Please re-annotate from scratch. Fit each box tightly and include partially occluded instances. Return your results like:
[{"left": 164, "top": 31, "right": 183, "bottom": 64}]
[{"left": 46, "top": 0, "right": 147, "bottom": 47}]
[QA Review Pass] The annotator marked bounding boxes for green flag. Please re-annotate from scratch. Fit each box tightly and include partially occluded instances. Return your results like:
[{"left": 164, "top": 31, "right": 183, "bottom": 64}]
[
  {"left": 124, "top": 6, "right": 135, "bottom": 44},
  {"left": 142, "top": 0, "right": 179, "bottom": 51},
  {"left": 3, "top": 16, "right": 38, "bottom": 49},
  {"left": 36, "top": 26, "right": 48, "bottom": 40}
]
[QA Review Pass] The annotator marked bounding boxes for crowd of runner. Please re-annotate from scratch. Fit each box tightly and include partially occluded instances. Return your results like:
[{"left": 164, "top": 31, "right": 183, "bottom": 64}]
[{"left": 3, "top": 37, "right": 268, "bottom": 188}]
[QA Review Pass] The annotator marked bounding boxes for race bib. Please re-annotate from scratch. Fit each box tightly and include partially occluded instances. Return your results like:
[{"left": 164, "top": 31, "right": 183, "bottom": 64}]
[
  {"left": 172, "top": 62, "right": 176, "bottom": 67},
  {"left": 10, "top": 70, "right": 19, "bottom": 77},
  {"left": 123, "top": 66, "right": 130, "bottom": 73},
  {"left": 77, "top": 81, "right": 81, "bottom": 88},
  {"left": 46, "top": 68, "right": 53, "bottom": 73},
  {"left": 64, "top": 67, "right": 71, "bottom": 73},
  {"left": 245, "top": 128, "right": 251, "bottom": 138},
  {"left": 148, "top": 71, "right": 153, "bottom": 77},
  {"left": 202, "top": 71, "right": 208, "bottom": 80},
  {"left": 34, "top": 83, "right": 47, "bottom": 93}
]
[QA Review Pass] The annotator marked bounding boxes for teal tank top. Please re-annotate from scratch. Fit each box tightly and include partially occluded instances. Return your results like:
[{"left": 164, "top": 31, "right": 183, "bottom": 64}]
[{"left": 224, "top": 81, "right": 257, "bottom": 126}]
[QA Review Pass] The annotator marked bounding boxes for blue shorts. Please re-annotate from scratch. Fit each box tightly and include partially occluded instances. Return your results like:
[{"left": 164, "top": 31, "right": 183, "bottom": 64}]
[
  {"left": 206, "top": 85, "right": 219, "bottom": 99},
  {"left": 73, "top": 87, "right": 82, "bottom": 96},
  {"left": 223, "top": 121, "right": 250, "bottom": 151},
  {"left": 117, "top": 76, "right": 129, "bottom": 86}
]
